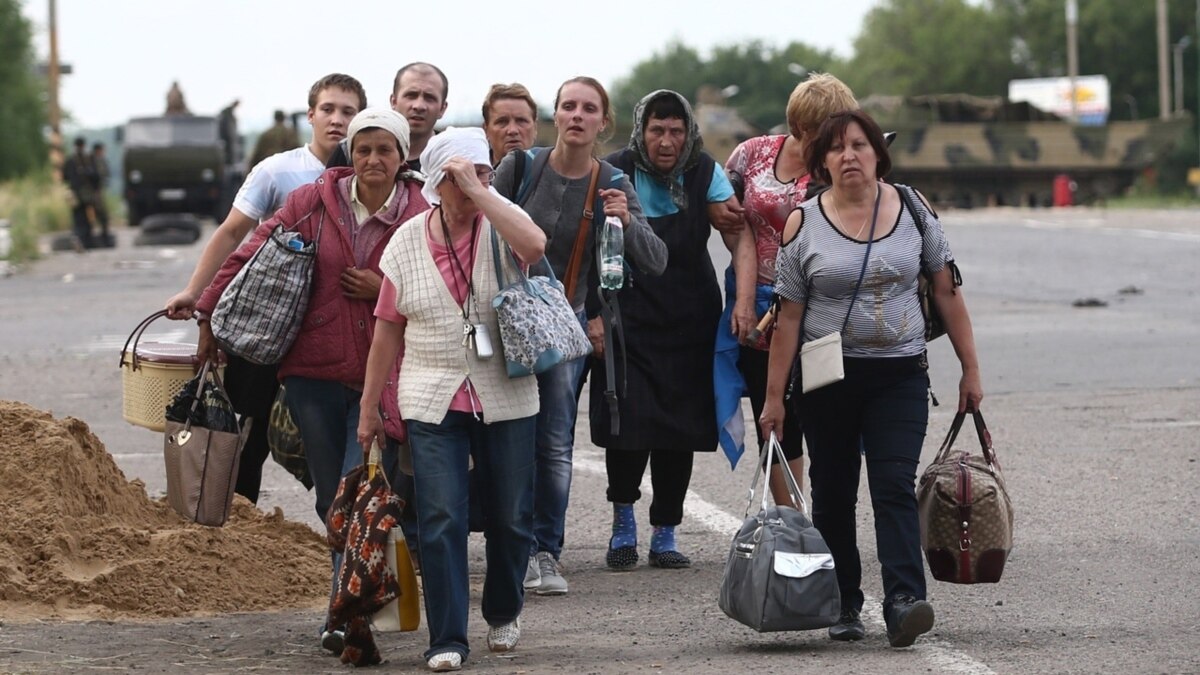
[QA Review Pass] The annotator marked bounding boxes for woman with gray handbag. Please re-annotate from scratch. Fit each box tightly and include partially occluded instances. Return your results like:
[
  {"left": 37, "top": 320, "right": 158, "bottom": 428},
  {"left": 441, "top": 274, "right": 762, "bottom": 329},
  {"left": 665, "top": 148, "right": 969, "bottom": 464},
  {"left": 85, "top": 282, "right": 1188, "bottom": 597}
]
[
  {"left": 193, "top": 108, "right": 428, "bottom": 655},
  {"left": 758, "top": 109, "right": 984, "bottom": 648},
  {"left": 356, "top": 127, "right": 547, "bottom": 671}
]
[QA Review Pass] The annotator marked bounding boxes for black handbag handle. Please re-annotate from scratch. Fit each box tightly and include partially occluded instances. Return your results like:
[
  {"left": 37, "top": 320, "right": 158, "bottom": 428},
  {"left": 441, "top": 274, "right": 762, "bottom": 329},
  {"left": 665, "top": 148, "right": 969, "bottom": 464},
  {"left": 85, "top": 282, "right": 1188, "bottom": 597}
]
[
  {"left": 932, "top": 408, "right": 998, "bottom": 469},
  {"left": 179, "top": 357, "right": 239, "bottom": 436},
  {"left": 118, "top": 309, "right": 170, "bottom": 371}
]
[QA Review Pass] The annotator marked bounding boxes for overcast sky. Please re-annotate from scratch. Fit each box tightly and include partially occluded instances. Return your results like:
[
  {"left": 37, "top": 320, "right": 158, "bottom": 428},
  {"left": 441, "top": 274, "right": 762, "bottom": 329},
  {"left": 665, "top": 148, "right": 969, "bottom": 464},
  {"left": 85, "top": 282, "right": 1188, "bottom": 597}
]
[{"left": 22, "top": 0, "right": 879, "bottom": 131}]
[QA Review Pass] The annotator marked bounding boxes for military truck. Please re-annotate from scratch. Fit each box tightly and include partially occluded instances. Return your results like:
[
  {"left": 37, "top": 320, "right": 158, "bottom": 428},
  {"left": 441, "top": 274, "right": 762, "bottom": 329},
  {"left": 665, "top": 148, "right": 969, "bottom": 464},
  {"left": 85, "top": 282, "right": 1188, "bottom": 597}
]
[
  {"left": 121, "top": 115, "right": 235, "bottom": 225},
  {"left": 861, "top": 94, "right": 1192, "bottom": 208}
]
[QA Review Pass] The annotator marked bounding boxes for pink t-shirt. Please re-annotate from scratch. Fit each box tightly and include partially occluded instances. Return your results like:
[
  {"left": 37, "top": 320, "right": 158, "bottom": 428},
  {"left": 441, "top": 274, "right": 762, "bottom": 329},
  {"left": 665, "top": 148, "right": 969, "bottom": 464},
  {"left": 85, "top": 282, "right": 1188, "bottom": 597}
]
[
  {"left": 375, "top": 217, "right": 484, "bottom": 415},
  {"left": 725, "top": 135, "right": 813, "bottom": 286}
]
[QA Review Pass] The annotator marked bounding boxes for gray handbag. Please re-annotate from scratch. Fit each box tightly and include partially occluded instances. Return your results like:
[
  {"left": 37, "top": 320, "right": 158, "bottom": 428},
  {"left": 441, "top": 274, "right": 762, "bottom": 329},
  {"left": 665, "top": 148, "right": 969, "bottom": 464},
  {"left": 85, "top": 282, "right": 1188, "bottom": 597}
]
[
  {"left": 210, "top": 211, "right": 323, "bottom": 365},
  {"left": 718, "top": 432, "right": 841, "bottom": 632}
]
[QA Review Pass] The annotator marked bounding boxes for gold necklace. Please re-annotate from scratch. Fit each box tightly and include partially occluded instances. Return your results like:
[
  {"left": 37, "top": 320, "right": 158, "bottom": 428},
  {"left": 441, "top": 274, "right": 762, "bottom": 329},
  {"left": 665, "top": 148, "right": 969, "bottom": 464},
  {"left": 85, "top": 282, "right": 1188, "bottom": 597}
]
[{"left": 829, "top": 186, "right": 879, "bottom": 240}]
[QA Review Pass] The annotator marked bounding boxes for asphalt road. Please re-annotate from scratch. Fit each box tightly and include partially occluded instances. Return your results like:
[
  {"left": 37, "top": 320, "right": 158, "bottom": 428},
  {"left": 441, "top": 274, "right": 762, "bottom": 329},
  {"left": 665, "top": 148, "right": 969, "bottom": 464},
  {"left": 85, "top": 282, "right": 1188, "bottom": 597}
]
[{"left": 1, "top": 206, "right": 1198, "bottom": 674}]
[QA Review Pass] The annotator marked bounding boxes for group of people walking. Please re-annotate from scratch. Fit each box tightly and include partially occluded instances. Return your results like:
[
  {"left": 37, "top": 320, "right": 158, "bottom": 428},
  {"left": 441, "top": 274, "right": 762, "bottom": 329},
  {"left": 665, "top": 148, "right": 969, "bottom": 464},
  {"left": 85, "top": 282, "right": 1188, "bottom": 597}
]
[{"left": 163, "top": 63, "right": 983, "bottom": 671}]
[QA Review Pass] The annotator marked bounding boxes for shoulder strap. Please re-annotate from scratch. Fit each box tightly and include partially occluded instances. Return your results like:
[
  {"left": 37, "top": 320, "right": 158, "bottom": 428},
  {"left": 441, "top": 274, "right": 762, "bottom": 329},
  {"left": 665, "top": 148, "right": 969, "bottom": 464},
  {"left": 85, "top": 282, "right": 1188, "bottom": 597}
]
[
  {"left": 561, "top": 158, "right": 601, "bottom": 302},
  {"left": 515, "top": 147, "right": 551, "bottom": 206},
  {"left": 504, "top": 149, "right": 526, "bottom": 202},
  {"left": 896, "top": 183, "right": 931, "bottom": 274}
]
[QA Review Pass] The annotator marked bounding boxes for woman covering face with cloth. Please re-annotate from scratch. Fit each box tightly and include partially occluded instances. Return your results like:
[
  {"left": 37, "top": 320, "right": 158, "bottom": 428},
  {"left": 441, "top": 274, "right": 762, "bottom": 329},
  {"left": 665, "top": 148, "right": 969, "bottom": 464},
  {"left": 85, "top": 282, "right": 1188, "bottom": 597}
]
[
  {"left": 357, "top": 127, "right": 546, "bottom": 672},
  {"left": 759, "top": 109, "right": 982, "bottom": 649}
]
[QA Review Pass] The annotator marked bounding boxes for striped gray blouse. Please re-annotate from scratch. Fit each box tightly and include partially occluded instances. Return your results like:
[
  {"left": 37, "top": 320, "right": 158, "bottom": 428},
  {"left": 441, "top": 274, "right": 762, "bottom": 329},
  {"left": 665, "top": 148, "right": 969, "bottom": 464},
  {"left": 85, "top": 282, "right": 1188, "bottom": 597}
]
[{"left": 775, "top": 186, "right": 953, "bottom": 358}]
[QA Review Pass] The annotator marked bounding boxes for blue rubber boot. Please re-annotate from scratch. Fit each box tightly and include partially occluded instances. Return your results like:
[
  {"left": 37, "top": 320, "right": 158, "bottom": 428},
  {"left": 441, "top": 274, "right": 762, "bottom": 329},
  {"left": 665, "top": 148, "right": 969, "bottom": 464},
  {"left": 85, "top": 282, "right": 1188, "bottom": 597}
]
[
  {"left": 606, "top": 503, "right": 638, "bottom": 570},
  {"left": 649, "top": 525, "right": 691, "bottom": 569}
]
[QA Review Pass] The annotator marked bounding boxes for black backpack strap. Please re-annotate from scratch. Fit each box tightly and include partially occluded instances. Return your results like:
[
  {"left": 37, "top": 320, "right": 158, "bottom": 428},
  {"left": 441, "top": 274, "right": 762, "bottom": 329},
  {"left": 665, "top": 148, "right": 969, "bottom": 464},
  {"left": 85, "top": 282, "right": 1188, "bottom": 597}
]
[{"left": 515, "top": 147, "right": 552, "bottom": 206}]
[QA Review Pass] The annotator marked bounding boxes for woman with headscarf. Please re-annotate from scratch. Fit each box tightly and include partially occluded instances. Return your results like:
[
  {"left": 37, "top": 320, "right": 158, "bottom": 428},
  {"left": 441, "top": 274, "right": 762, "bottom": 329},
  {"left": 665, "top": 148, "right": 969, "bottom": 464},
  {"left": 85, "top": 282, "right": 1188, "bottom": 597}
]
[
  {"left": 592, "top": 89, "right": 740, "bottom": 569},
  {"left": 491, "top": 76, "right": 667, "bottom": 596},
  {"left": 357, "top": 127, "right": 546, "bottom": 672},
  {"left": 194, "top": 107, "right": 428, "bottom": 654}
]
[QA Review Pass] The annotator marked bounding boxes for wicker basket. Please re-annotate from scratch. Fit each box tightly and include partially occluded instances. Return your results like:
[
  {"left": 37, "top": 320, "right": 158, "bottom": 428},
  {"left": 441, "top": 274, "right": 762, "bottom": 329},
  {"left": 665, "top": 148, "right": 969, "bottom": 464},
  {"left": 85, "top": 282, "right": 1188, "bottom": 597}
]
[{"left": 120, "top": 311, "right": 224, "bottom": 432}]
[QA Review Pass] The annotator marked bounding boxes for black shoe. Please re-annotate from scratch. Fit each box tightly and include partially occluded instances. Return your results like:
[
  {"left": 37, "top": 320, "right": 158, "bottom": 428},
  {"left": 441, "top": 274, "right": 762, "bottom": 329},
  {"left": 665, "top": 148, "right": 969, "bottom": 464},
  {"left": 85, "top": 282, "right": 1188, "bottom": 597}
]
[
  {"left": 884, "top": 595, "right": 935, "bottom": 648},
  {"left": 828, "top": 607, "right": 865, "bottom": 641}
]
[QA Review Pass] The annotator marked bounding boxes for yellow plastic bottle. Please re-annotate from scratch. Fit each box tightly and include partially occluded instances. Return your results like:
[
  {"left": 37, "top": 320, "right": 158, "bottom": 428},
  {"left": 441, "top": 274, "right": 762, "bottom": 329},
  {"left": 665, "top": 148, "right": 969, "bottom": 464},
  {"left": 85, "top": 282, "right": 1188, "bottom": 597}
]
[{"left": 368, "top": 443, "right": 421, "bottom": 632}]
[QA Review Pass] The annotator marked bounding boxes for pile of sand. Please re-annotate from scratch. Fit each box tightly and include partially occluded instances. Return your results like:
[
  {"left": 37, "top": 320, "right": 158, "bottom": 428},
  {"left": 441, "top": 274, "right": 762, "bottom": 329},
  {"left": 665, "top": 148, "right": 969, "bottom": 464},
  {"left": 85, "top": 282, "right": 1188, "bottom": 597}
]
[{"left": 0, "top": 400, "right": 329, "bottom": 620}]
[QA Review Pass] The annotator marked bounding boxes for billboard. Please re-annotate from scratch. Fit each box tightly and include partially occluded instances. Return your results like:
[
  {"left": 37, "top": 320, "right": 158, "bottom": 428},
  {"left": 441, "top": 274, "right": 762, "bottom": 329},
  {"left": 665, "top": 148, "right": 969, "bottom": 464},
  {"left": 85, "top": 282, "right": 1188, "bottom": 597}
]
[{"left": 1009, "top": 76, "right": 1110, "bottom": 125}]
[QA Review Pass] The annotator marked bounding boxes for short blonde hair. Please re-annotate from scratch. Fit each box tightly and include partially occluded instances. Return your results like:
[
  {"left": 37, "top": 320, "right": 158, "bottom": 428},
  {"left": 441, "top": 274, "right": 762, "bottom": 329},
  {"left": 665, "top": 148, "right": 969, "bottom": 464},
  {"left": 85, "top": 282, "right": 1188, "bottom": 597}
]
[{"left": 785, "top": 73, "right": 858, "bottom": 140}]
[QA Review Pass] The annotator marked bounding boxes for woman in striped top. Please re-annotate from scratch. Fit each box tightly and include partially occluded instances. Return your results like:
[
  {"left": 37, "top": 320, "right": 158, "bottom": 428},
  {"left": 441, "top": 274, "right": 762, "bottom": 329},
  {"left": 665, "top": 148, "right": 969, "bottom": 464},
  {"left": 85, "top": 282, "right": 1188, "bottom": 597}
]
[{"left": 758, "top": 109, "right": 983, "bottom": 649}]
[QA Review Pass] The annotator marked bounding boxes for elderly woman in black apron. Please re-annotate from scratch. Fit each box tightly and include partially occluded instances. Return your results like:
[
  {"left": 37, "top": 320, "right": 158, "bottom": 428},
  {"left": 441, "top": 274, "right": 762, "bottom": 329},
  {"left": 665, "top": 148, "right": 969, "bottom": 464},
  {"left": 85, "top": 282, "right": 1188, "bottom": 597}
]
[{"left": 592, "top": 90, "right": 744, "bottom": 569}]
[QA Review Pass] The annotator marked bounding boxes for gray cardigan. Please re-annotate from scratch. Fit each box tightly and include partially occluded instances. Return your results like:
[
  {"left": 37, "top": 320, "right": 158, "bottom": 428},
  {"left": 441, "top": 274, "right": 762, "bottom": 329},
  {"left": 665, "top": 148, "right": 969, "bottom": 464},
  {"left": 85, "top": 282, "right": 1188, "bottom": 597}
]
[{"left": 494, "top": 151, "right": 667, "bottom": 310}]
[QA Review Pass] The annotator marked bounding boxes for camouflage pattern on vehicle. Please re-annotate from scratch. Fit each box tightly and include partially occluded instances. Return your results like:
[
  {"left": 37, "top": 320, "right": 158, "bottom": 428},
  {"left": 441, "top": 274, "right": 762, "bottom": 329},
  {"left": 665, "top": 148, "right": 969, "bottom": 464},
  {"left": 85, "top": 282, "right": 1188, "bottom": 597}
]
[
  {"left": 121, "top": 115, "right": 232, "bottom": 225},
  {"left": 862, "top": 94, "right": 1192, "bottom": 207}
]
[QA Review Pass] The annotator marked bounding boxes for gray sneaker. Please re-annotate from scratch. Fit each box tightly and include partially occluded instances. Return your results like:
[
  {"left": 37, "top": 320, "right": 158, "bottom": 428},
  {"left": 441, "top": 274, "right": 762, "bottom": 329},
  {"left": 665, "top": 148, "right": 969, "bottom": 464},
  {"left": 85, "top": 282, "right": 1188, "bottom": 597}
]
[
  {"left": 522, "top": 554, "right": 541, "bottom": 590},
  {"left": 534, "top": 551, "right": 568, "bottom": 595}
]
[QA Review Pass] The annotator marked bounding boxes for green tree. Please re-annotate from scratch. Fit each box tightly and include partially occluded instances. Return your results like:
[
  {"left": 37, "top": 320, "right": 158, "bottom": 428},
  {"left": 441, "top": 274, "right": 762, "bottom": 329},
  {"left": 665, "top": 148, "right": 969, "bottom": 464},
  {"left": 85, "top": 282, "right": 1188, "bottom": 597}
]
[
  {"left": 610, "top": 39, "right": 844, "bottom": 132},
  {"left": 0, "top": 0, "right": 47, "bottom": 180},
  {"left": 844, "top": 0, "right": 1023, "bottom": 97}
]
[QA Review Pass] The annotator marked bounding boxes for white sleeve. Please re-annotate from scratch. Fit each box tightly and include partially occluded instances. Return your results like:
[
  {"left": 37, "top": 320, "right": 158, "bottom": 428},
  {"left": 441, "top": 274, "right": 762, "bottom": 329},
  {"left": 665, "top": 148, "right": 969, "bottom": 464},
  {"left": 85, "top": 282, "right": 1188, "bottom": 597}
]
[{"left": 231, "top": 161, "right": 277, "bottom": 221}]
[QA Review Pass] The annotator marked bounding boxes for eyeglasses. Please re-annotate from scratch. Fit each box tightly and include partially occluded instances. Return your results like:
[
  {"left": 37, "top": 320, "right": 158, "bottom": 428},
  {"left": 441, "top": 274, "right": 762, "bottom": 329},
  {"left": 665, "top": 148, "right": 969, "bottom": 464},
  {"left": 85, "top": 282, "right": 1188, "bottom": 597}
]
[{"left": 475, "top": 167, "right": 496, "bottom": 184}]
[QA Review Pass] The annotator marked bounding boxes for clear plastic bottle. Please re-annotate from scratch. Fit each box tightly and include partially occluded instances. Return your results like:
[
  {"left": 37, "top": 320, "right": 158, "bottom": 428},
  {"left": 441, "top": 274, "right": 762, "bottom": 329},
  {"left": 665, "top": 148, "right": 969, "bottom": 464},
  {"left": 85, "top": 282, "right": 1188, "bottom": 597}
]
[{"left": 599, "top": 215, "right": 624, "bottom": 291}]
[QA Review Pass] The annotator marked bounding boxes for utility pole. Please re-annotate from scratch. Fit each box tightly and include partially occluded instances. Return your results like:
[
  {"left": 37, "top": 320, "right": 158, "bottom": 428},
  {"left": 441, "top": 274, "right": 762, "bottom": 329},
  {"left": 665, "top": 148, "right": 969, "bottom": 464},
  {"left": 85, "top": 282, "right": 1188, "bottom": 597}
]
[
  {"left": 1066, "top": 0, "right": 1079, "bottom": 123},
  {"left": 1175, "top": 37, "right": 1192, "bottom": 115},
  {"left": 47, "top": 0, "right": 63, "bottom": 173},
  {"left": 1158, "top": 0, "right": 1171, "bottom": 120}
]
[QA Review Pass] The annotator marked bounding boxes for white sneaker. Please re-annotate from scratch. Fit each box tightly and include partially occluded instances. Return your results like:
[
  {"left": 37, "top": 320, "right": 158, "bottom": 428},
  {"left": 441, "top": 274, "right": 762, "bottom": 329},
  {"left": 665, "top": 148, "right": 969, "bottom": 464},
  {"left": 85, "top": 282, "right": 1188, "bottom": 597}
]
[
  {"left": 486, "top": 617, "right": 521, "bottom": 653},
  {"left": 427, "top": 651, "right": 463, "bottom": 671},
  {"left": 522, "top": 554, "right": 541, "bottom": 589},
  {"left": 535, "top": 551, "right": 568, "bottom": 595}
]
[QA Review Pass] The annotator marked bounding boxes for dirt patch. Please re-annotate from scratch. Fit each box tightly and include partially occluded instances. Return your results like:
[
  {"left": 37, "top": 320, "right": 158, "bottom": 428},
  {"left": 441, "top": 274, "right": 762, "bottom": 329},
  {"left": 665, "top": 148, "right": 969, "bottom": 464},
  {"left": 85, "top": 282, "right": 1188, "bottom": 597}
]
[{"left": 0, "top": 400, "right": 327, "bottom": 621}]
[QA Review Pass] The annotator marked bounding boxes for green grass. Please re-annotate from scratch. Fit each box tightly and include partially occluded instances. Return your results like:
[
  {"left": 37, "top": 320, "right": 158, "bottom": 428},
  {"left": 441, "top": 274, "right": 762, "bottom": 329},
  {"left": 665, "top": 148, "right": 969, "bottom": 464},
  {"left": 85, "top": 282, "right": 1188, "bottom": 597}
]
[{"left": 0, "top": 172, "right": 72, "bottom": 263}]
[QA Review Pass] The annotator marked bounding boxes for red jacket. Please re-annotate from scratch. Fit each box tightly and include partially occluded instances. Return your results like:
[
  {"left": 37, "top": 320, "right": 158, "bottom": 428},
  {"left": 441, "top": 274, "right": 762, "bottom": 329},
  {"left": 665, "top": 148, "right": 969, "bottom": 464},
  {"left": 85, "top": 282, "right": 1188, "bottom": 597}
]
[{"left": 197, "top": 167, "right": 428, "bottom": 385}]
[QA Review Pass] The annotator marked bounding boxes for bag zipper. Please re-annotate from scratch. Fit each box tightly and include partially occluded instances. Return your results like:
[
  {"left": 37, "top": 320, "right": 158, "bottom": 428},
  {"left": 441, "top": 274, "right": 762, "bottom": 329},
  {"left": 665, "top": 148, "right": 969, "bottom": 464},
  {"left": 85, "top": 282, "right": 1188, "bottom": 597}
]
[{"left": 956, "top": 456, "right": 972, "bottom": 584}]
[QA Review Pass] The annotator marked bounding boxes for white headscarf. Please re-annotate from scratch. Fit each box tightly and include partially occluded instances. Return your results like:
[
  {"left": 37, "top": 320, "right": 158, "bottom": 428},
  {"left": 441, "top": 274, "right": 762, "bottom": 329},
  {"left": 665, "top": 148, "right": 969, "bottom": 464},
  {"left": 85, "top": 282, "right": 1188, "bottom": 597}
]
[
  {"left": 419, "top": 127, "right": 491, "bottom": 205},
  {"left": 347, "top": 108, "right": 411, "bottom": 161}
]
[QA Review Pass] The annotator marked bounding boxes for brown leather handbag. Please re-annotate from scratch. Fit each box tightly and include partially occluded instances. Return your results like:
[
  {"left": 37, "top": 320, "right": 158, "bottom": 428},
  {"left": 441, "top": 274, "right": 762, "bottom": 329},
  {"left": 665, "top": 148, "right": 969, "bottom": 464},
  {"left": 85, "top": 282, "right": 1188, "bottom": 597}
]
[{"left": 917, "top": 409, "right": 1013, "bottom": 584}]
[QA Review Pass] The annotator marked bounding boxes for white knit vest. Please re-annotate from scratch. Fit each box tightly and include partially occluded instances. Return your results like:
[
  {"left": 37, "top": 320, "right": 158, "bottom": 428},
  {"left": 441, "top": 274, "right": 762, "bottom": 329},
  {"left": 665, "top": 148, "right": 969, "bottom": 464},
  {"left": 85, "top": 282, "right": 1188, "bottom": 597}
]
[{"left": 379, "top": 212, "right": 539, "bottom": 425}]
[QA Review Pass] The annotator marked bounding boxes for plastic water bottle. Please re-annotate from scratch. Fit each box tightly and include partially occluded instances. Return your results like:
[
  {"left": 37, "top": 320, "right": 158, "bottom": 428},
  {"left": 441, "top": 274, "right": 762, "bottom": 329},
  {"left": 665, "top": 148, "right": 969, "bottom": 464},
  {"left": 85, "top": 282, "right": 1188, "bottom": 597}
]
[{"left": 599, "top": 216, "right": 624, "bottom": 291}]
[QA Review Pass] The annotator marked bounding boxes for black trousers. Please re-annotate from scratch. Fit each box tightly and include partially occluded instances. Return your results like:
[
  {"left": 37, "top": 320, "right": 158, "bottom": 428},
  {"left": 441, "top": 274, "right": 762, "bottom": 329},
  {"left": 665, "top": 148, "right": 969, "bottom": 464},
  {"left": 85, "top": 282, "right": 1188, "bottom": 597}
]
[
  {"left": 802, "top": 355, "right": 929, "bottom": 613},
  {"left": 223, "top": 354, "right": 279, "bottom": 504},
  {"left": 740, "top": 346, "right": 803, "bottom": 461},
  {"left": 605, "top": 449, "right": 694, "bottom": 527}
]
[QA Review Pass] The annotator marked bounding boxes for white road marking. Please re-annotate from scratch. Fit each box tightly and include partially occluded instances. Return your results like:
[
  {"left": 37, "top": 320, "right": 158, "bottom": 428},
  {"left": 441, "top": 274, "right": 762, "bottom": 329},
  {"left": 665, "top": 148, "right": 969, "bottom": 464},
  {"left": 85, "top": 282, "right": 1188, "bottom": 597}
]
[
  {"left": 574, "top": 455, "right": 997, "bottom": 675},
  {"left": 1015, "top": 218, "right": 1200, "bottom": 243}
]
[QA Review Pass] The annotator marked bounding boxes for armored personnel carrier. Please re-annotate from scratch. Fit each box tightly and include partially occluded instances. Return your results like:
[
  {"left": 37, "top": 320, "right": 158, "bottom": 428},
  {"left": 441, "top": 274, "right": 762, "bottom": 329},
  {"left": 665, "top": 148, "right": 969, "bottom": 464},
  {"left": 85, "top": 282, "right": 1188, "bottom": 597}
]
[{"left": 862, "top": 94, "right": 1191, "bottom": 208}]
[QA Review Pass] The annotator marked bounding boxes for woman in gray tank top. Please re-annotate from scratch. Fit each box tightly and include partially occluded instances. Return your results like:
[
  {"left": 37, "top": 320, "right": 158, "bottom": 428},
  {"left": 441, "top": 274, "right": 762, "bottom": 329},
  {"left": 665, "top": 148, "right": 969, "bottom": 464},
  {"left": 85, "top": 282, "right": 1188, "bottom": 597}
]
[{"left": 758, "top": 109, "right": 983, "bottom": 649}]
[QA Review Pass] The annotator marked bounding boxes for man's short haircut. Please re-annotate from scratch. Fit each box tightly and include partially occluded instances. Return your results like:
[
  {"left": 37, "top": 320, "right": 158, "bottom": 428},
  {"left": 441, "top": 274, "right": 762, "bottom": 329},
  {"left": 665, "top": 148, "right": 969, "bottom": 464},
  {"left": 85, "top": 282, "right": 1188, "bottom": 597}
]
[
  {"left": 91, "top": 141, "right": 104, "bottom": 152},
  {"left": 392, "top": 62, "right": 449, "bottom": 102},
  {"left": 482, "top": 83, "right": 537, "bottom": 124},
  {"left": 273, "top": 109, "right": 287, "bottom": 123},
  {"left": 74, "top": 136, "right": 86, "bottom": 148},
  {"left": 308, "top": 73, "right": 367, "bottom": 111},
  {"left": 644, "top": 93, "right": 688, "bottom": 122},
  {"left": 786, "top": 73, "right": 858, "bottom": 140}
]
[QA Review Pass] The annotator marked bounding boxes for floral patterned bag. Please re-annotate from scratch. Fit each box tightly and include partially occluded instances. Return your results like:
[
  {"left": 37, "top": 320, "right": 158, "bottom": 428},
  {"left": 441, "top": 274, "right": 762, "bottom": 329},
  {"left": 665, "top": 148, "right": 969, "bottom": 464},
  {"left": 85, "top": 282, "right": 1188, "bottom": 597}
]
[{"left": 489, "top": 228, "right": 592, "bottom": 378}]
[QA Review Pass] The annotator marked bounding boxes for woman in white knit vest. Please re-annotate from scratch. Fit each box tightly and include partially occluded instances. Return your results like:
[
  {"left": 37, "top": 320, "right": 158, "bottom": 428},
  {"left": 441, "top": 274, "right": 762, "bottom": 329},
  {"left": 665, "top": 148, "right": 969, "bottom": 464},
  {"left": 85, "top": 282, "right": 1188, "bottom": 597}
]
[{"left": 357, "top": 127, "right": 545, "bottom": 673}]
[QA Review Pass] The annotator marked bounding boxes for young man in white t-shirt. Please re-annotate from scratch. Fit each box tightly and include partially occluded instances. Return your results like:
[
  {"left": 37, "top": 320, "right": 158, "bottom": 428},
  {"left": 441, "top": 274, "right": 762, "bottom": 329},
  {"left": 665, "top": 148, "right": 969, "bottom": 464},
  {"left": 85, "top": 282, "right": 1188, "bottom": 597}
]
[{"left": 164, "top": 73, "right": 366, "bottom": 506}]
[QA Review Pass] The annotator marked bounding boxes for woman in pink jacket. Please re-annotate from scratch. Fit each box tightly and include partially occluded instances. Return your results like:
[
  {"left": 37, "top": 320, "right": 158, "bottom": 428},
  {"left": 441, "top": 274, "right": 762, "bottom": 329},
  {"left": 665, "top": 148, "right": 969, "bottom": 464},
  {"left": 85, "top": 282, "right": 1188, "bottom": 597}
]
[{"left": 194, "top": 108, "right": 428, "bottom": 654}]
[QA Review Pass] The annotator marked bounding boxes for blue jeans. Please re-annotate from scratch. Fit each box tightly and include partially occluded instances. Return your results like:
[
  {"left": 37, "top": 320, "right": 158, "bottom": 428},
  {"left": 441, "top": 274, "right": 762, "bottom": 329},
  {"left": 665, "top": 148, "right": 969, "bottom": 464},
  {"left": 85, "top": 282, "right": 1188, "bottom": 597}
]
[
  {"left": 531, "top": 348, "right": 588, "bottom": 559},
  {"left": 800, "top": 356, "right": 929, "bottom": 613},
  {"left": 284, "top": 376, "right": 397, "bottom": 628},
  {"left": 409, "top": 412, "right": 536, "bottom": 661}
]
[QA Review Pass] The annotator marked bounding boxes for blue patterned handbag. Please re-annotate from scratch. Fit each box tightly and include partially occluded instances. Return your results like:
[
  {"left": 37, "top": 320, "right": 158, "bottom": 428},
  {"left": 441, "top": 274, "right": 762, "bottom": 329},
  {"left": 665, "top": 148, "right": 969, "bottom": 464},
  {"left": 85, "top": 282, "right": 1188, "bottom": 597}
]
[{"left": 489, "top": 228, "right": 592, "bottom": 378}]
